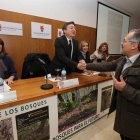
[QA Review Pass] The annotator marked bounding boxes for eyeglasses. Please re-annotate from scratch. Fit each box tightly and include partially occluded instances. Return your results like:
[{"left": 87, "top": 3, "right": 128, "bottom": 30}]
[{"left": 122, "top": 38, "right": 138, "bottom": 44}]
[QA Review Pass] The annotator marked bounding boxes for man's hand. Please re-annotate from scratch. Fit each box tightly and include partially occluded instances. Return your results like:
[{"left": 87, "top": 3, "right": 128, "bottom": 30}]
[
  {"left": 77, "top": 59, "right": 86, "bottom": 70},
  {"left": 112, "top": 75, "right": 126, "bottom": 92}
]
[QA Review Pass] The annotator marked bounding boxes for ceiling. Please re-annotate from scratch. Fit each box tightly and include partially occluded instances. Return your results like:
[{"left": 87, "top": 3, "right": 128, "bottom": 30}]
[{"left": 104, "top": 0, "right": 140, "bottom": 18}]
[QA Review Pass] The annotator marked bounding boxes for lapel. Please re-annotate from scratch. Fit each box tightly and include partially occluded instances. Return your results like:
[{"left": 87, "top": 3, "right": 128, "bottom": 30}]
[
  {"left": 115, "top": 57, "right": 126, "bottom": 80},
  {"left": 133, "top": 55, "right": 140, "bottom": 65},
  {"left": 62, "top": 35, "right": 71, "bottom": 58},
  {"left": 62, "top": 35, "right": 69, "bottom": 46},
  {"left": 122, "top": 55, "right": 140, "bottom": 78}
]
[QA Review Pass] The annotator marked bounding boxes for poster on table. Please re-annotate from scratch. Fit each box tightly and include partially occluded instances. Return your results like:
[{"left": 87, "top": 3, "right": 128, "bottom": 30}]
[
  {"left": 0, "top": 21, "right": 23, "bottom": 36},
  {"left": 53, "top": 85, "right": 98, "bottom": 140},
  {"left": 16, "top": 106, "right": 49, "bottom": 140},
  {"left": 0, "top": 117, "right": 14, "bottom": 140},
  {"left": 53, "top": 80, "right": 113, "bottom": 140},
  {"left": 97, "top": 80, "right": 113, "bottom": 116},
  {"left": 101, "top": 85, "right": 113, "bottom": 112},
  {"left": 31, "top": 22, "right": 52, "bottom": 39},
  {"left": 0, "top": 96, "right": 58, "bottom": 140}
]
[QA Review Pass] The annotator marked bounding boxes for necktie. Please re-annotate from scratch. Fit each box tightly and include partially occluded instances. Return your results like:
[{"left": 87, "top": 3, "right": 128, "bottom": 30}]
[
  {"left": 116, "top": 57, "right": 126, "bottom": 80},
  {"left": 69, "top": 40, "right": 73, "bottom": 59}
]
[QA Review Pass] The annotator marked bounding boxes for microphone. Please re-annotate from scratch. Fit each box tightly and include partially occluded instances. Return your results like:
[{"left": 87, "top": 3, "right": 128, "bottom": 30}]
[
  {"left": 37, "top": 57, "right": 53, "bottom": 90},
  {"left": 38, "top": 58, "right": 45, "bottom": 65}
]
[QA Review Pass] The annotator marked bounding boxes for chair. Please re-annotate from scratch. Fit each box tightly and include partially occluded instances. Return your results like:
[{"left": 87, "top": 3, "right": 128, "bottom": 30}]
[{"left": 21, "top": 53, "right": 51, "bottom": 79}]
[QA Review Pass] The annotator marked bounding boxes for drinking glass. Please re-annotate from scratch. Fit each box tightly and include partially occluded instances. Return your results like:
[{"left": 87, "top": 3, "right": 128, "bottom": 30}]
[{"left": 55, "top": 68, "right": 61, "bottom": 81}]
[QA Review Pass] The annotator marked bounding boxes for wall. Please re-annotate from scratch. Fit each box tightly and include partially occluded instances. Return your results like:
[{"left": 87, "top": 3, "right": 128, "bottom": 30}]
[
  {"left": 1, "top": 0, "right": 140, "bottom": 29},
  {"left": 130, "top": 16, "right": 140, "bottom": 30},
  {"left": 0, "top": 0, "right": 97, "bottom": 28}
]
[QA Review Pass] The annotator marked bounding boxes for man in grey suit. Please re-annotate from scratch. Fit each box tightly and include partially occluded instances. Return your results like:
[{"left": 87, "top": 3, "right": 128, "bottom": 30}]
[
  {"left": 48, "top": 21, "right": 83, "bottom": 74},
  {"left": 80, "top": 29, "right": 140, "bottom": 140}
]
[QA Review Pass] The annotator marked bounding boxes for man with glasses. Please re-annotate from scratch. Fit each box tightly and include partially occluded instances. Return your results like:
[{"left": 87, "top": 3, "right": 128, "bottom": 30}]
[{"left": 80, "top": 29, "right": 140, "bottom": 140}]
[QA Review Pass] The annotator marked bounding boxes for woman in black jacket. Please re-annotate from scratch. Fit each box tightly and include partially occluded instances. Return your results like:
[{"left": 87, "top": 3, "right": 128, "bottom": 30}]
[{"left": 78, "top": 41, "right": 91, "bottom": 63}]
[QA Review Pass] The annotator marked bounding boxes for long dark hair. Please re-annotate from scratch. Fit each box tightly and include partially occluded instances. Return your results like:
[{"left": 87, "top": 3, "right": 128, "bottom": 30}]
[
  {"left": 98, "top": 42, "right": 109, "bottom": 55},
  {"left": 0, "top": 38, "right": 7, "bottom": 55}
]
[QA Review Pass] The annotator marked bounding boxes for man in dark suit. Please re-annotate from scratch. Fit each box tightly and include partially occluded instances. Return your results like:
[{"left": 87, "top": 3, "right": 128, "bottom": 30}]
[
  {"left": 48, "top": 21, "right": 83, "bottom": 74},
  {"left": 80, "top": 29, "right": 140, "bottom": 140}
]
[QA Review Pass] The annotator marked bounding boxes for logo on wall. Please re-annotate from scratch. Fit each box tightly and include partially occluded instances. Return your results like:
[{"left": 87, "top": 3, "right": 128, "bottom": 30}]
[
  {"left": 31, "top": 22, "right": 52, "bottom": 39},
  {"left": 40, "top": 26, "right": 44, "bottom": 32},
  {"left": 0, "top": 21, "right": 23, "bottom": 36}
]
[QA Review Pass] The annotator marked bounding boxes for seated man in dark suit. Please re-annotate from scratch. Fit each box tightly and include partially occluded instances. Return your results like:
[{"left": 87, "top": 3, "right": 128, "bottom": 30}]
[{"left": 48, "top": 21, "right": 84, "bottom": 74}]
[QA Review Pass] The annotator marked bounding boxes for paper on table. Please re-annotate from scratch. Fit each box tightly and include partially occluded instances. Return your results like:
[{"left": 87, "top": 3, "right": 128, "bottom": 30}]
[
  {"left": 0, "top": 90, "right": 17, "bottom": 104},
  {"left": 58, "top": 78, "right": 79, "bottom": 89},
  {"left": 81, "top": 71, "right": 100, "bottom": 76},
  {"left": 0, "top": 82, "right": 17, "bottom": 104},
  {"left": 4, "top": 81, "right": 11, "bottom": 91}
]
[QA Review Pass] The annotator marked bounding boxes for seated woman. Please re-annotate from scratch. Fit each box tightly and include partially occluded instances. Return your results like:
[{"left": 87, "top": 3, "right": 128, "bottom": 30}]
[
  {"left": 78, "top": 41, "right": 94, "bottom": 75},
  {"left": 78, "top": 41, "right": 91, "bottom": 63},
  {"left": 90, "top": 42, "right": 109, "bottom": 63},
  {"left": 0, "top": 38, "right": 17, "bottom": 85}
]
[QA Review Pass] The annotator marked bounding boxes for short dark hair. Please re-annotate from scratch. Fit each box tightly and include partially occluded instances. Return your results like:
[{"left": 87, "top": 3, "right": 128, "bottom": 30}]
[{"left": 62, "top": 21, "right": 75, "bottom": 31}]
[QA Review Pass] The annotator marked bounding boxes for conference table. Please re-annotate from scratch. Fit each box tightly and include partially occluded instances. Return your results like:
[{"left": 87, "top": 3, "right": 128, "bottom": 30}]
[{"left": 0, "top": 72, "right": 113, "bottom": 140}]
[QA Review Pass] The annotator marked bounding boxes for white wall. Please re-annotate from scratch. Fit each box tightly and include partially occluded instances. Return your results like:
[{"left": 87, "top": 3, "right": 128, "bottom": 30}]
[
  {"left": 0, "top": 0, "right": 139, "bottom": 29},
  {"left": 0, "top": 0, "right": 97, "bottom": 28},
  {"left": 130, "top": 16, "right": 140, "bottom": 30}
]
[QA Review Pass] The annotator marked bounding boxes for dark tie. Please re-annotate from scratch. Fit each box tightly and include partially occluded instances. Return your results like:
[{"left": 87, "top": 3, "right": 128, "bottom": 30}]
[
  {"left": 69, "top": 40, "right": 72, "bottom": 48},
  {"left": 68, "top": 40, "right": 73, "bottom": 59},
  {"left": 116, "top": 57, "right": 126, "bottom": 80}
]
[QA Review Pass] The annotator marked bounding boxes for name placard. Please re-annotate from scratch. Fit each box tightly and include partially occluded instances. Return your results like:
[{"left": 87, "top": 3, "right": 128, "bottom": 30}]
[
  {"left": 58, "top": 78, "right": 79, "bottom": 89},
  {"left": 0, "top": 90, "right": 17, "bottom": 104}
]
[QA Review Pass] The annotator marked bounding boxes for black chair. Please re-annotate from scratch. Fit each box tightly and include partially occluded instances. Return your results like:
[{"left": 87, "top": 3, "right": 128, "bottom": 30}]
[{"left": 21, "top": 53, "right": 51, "bottom": 79}]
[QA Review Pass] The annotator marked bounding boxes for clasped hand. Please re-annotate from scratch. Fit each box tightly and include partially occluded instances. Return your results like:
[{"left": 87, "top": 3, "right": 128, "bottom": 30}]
[
  {"left": 77, "top": 59, "right": 87, "bottom": 70},
  {"left": 112, "top": 74, "right": 126, "bottom": 92}
]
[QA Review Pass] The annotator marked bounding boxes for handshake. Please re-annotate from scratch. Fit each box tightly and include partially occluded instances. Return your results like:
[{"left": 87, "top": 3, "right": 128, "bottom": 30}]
[{"left": 77, "top": 59, "right": 87, "bottom": 70}]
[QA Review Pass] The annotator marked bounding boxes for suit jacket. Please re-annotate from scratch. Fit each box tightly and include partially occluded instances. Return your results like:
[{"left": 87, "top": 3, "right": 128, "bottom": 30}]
[
  {"left": 86, "top": 56, "right": 140, "bottom": 139},
  {"left": 78, "top": 51, "right": 91, "bottom": 63},
  {"left": 1, "top": 55, "right": 17, "bottom": 79},
  {"left": 48, "top": 35, "right": 79, "bottom": 74}
]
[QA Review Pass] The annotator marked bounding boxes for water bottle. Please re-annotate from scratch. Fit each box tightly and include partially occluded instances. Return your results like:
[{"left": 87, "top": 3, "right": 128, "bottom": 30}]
[
  {"left": 0, "top": 77, "right": 4, "bottom": 93},
  {"left": 61, "top": 68, "right": 67, "bottom": 81}
]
